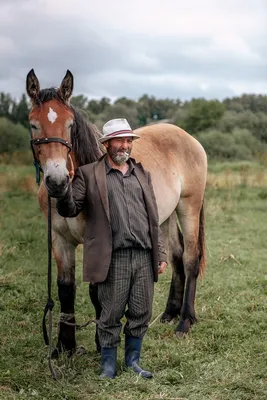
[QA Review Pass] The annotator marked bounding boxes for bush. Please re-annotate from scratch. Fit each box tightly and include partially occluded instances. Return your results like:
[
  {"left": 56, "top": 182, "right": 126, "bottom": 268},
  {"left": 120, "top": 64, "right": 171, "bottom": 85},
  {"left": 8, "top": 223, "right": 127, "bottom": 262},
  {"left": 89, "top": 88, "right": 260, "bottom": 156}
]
[
  {"left": 0, "top": 118, "right": 30, "bottom": 154},
  {"left": 195, "top": 129, "right": 266, "bottom": 161},
  {"left": 218, "top": 111, "right": 267, "bottom": 142}
]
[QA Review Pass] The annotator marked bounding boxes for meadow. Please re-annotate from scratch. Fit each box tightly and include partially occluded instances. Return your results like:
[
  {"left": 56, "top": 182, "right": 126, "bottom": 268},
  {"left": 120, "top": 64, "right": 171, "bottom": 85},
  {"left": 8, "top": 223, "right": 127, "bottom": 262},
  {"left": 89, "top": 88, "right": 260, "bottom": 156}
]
[{"left": 0, "top": 161, "right": 266, "bottom": 400}]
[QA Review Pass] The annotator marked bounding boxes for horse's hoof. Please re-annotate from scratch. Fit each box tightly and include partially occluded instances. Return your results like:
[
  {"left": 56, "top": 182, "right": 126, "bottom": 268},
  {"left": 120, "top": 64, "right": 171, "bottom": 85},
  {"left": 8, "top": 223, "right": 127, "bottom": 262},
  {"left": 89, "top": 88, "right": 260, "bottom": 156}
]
[
  {"left": 160, "top": 312, "right": 177, "bottom": 324},
  {"left": 175, "top": 331, "right": 187, "bottom": 339},
  {"left": 176, "top": 319, "right": 191, "bottom": 336}
]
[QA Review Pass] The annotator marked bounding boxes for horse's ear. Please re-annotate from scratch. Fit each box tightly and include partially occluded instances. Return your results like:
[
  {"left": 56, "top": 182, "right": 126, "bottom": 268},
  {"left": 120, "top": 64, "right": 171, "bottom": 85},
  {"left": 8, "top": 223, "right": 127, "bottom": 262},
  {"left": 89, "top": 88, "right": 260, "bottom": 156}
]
[
  {"left": 26, "top": 69, "right": 40, "bottom": 104},
  {"left": 59, "top": 70, "right": 73, "bottom": 102}
]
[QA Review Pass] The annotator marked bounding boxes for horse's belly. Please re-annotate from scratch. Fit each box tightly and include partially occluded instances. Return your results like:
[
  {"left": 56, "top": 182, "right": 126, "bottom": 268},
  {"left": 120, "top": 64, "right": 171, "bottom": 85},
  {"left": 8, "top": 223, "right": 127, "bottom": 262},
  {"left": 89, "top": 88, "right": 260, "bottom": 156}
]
[{"left": 152, "top": 175, "right": 181, "bottom": 225}]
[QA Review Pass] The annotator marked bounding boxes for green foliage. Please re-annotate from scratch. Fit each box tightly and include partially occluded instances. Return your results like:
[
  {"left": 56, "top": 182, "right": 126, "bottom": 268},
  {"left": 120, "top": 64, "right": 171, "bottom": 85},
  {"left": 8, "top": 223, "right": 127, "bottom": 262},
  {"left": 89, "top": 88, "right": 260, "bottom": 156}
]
[
  {"left": 196, "top": 128, "right": 266, "bottom": 161},
  {"left": 0, "top": 118, "right": 29, "bottom": 155},
  {"left": 0, "top": 92, "right": 15, "bottom": 118},
  {"left": 11, "top": 94, "right": 30, "bottom": 128},
  {"left": 2, "top": 89, "right": 267, "bottom": 162},
  {"left": 94, "top": 102, "right": 139, "bottom": 129},
  {"left": 179, "top": 98, "right": 226, "bottom": 134},
  {"left": 70, "top": 94, "right": 88, "bottom": 110},
  {"left": 136, "top": 94, "right": 178, "bottom": 126},
  {"left": 223, "top": 94, "right": 267, "bottom": 113}
]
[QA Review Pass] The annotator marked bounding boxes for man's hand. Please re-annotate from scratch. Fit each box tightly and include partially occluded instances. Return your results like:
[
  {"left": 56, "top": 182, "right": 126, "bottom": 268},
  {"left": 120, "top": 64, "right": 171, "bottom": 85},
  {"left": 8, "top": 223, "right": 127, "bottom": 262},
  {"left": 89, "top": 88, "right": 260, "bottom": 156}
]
[{"left": 158, "top": 261, "right": 168, "bottom": 274}]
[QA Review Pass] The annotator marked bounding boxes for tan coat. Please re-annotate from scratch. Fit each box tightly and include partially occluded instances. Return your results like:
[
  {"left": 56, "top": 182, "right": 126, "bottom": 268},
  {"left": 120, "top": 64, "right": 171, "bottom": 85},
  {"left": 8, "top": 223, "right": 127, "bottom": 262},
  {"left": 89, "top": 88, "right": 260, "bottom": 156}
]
[{"left": 56, "top": 155, "right": 167, "bottom": 283}]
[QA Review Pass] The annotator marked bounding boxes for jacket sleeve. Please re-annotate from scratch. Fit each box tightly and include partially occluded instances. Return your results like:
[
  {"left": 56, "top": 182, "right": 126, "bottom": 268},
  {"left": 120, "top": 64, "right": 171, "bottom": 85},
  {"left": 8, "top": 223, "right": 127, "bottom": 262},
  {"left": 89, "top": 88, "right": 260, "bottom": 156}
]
[
  {"left": 56, "top": 167, "right": 86, "bottom": 218},
  {"left": 147, "top": 172, "right": 168, "bottom": 264}
]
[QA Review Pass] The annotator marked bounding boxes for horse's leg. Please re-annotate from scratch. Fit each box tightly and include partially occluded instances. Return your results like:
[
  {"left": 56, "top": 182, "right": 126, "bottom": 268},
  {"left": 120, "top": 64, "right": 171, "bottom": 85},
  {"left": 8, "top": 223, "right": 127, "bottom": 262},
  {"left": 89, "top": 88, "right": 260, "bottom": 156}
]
[
  {"left": 89, "top": 283, "right": 101, "bottom": 353},
  {"left": 175, "top": 197, "right": 206, "bottom": 336},
  {"left": 161, "top": 212, "right": 185, "bottom": 323},
  {"left": 52, "top": 232, "right": 77, "bottom": 358}
]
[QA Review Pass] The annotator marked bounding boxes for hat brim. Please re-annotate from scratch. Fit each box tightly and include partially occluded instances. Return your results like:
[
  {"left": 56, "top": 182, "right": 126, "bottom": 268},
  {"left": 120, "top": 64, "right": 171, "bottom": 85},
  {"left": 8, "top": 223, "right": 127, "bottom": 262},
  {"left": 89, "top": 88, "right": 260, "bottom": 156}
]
[{"left": 99, "top": 133, "right": 140, "bottom": 143}]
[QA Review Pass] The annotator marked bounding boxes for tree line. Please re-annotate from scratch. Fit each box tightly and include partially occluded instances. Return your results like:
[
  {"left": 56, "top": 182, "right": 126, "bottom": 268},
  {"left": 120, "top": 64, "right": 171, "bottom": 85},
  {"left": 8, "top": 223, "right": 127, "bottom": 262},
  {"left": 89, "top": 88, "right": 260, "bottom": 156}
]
[{"left": 1, "top": 92, "right": 267, "bottom": 162}]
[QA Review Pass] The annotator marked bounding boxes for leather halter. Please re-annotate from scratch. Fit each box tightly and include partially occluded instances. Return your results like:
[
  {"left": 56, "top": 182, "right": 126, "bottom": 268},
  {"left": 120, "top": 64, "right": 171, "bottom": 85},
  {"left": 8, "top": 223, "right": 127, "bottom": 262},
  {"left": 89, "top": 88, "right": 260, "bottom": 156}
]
[{"left": 30, "top": 135, "right": 72, "bottom": 184}]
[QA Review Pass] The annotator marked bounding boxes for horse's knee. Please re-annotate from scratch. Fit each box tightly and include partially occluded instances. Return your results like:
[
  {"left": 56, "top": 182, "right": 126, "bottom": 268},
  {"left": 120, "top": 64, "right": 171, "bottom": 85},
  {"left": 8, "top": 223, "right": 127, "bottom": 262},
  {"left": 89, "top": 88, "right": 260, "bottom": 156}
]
[{"left": 182, "top": 247, "right": 200, "bottom": 277}]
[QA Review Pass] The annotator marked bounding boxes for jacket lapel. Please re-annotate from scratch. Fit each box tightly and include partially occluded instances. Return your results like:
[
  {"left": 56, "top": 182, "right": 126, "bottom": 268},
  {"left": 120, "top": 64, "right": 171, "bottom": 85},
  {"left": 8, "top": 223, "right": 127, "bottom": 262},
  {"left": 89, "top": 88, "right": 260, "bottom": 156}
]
[{"left": 95, "top": 156, "right": 110, "bottom": 222}]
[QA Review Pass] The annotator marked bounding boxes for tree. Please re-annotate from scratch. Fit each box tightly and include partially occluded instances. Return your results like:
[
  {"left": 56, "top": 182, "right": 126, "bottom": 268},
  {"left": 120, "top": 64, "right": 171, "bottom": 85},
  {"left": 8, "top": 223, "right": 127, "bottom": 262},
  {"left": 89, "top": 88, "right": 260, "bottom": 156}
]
[
  {"left": 0, "top": 92, "right": 15, "bottom": 119},
  {"left": 196, "top": 128, "right": 263, "bottom": 161},
  {"left": 0, "top": 118, "right": 29, "bottom": 154},
  {"left": 183, "top": 99, "right": 225, "bottom": 134},
  {"left": 11, "top": 94, "right": 30, "bottom": 128},
  {"left": 114, "top": 97, "right": 136, "bottom": 108},
  {"left": 94, "top": 103, "right": 139, "bottom": 130},
  {"left": 70, "top": 95, "right": 88, "bottom": 110}
]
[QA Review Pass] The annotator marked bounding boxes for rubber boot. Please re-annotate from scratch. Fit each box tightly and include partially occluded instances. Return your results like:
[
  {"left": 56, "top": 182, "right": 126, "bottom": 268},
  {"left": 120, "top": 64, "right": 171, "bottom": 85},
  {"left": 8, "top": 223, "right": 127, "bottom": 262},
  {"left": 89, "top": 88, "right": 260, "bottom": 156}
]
[
  {"left": 125, "top": 336, "right": 152, "bottom": 379},
  {"left": 99, "top": 347, "right": 117, "bottom": 379}
]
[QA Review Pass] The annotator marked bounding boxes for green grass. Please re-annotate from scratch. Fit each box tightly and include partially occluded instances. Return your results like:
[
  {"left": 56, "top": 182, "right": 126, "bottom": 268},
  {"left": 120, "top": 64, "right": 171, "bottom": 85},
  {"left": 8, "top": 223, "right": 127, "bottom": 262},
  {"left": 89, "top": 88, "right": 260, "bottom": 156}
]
[{"left": 0, "top": 165, "right": 266, "bottom": 400}]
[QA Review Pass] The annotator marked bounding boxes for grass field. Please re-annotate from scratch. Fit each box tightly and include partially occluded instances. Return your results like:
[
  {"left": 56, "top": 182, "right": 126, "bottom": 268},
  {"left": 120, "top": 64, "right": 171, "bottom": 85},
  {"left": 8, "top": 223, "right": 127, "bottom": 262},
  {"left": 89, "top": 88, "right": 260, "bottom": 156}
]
[{"left": 0, "top": 162, "right": 267, "bottom": 400}]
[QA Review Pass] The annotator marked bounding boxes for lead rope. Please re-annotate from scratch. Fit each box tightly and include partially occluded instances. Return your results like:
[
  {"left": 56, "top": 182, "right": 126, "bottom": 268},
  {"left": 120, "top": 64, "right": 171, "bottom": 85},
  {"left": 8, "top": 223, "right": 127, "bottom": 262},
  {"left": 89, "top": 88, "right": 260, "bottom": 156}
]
[
  {"left": 68, "top": 153, "right": 74, "bottom": 181},
  {"left": 42, "top": 194, "right": 57, "bottom": 380},
  {"left": 43, "top": 156, "right": 92, "bottom": 379}
]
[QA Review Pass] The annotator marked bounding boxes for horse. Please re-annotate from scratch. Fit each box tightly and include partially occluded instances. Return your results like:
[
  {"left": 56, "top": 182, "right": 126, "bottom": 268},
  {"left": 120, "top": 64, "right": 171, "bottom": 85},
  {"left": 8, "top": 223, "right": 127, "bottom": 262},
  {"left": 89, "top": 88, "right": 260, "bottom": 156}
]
[{"left": 26, "top": 69, "right": 207, "bottom": 357}]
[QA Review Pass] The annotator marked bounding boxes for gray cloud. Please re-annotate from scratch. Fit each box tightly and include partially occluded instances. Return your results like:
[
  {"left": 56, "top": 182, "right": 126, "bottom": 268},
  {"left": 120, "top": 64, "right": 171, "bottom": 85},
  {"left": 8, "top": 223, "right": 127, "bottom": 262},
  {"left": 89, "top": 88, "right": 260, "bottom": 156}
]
[{"left": 0, "top": 0, "right": 266, "bottom": 101}]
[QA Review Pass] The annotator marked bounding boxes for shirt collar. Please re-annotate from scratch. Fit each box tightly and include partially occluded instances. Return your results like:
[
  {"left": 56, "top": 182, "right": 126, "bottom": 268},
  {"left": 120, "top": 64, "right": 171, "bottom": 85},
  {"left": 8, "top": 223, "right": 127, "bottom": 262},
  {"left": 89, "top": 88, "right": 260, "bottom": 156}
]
[{"left": 105, "top": 155, "right": 135, "bottom": 175}]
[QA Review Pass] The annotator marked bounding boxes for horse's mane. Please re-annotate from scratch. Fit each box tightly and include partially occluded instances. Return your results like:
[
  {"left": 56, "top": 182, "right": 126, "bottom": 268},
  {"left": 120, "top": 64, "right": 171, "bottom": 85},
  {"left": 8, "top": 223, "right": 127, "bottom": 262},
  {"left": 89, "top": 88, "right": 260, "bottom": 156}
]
[{"left": 37, "top": 88, "right": 104, "bottom": 166}]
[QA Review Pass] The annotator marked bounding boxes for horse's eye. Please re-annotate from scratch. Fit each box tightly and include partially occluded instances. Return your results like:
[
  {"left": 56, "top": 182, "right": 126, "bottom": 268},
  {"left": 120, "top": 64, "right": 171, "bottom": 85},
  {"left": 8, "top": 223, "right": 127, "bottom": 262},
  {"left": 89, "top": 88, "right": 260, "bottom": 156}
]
[{"left": 31, "top": 124, "right": 38, "bottom": 130}]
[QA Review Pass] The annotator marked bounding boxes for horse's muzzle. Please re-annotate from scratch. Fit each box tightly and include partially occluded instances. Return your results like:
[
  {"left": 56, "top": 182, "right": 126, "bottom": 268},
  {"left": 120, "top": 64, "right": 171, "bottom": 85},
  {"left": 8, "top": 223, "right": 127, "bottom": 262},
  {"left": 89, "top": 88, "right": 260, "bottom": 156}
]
[{"left": 45, "top": 175, "right": 70, "bottom": 198}]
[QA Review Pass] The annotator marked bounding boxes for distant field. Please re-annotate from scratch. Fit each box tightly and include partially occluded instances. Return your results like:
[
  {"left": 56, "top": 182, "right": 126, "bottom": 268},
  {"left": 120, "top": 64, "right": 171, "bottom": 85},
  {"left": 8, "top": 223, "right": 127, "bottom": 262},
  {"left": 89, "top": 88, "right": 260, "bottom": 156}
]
[{"left": 0, "top": 162, "right": 266, "bottom": 400}]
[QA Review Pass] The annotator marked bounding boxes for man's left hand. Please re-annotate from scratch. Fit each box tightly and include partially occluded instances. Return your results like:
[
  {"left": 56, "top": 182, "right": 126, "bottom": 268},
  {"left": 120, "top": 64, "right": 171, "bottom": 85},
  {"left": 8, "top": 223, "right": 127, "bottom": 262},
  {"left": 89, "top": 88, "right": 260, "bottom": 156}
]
[{"left": 158, "top": 261, "right": 168, "bottom": 274}]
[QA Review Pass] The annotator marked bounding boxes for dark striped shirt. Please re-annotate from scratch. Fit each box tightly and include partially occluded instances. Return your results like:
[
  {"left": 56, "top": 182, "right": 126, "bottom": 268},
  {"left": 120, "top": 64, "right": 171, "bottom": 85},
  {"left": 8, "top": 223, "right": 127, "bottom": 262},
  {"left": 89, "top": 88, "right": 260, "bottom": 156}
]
[{"left": 105, "top": 157, "right": 152, "bottom": 251}]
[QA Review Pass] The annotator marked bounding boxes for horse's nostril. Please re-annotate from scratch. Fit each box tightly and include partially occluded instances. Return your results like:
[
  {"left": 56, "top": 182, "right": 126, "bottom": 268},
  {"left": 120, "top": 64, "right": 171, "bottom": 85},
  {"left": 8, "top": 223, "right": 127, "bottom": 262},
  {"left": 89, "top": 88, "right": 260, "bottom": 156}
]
[{"left": 46, "top": 176, "right": 51, "bottom": 186}]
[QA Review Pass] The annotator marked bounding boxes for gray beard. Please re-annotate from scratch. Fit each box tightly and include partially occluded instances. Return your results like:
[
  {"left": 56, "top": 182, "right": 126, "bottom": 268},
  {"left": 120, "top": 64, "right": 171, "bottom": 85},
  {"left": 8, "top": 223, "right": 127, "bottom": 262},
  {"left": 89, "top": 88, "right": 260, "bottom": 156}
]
[{"left": 112, "top": 152, "right": 130, "bottom": 165}]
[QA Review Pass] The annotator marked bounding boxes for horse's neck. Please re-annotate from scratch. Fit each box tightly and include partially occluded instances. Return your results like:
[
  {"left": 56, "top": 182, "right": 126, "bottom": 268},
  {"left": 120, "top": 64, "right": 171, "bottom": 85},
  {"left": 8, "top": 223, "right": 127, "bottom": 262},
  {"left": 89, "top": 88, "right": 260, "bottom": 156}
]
[{"left": 70, "top": 148, "right": 105, "bottom": 171}]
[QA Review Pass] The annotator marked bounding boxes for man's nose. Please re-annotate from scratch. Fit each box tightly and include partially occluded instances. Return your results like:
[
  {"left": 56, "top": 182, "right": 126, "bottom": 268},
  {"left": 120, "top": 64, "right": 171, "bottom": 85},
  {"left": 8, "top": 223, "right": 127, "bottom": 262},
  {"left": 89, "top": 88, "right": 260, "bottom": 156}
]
[{"left": 121, "top": 141, "right": 128, "bottom": 150}]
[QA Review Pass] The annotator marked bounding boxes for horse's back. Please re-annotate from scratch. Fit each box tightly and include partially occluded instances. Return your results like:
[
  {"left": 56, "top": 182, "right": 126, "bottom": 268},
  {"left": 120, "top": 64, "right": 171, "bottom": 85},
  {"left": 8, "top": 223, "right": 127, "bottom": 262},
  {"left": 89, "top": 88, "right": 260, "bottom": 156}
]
[
  {"left": 132, "top": 124, "right": 207, "bottom": 221},
  {"left": 133, "top": 123, "right": 206, "bottom": 170}
]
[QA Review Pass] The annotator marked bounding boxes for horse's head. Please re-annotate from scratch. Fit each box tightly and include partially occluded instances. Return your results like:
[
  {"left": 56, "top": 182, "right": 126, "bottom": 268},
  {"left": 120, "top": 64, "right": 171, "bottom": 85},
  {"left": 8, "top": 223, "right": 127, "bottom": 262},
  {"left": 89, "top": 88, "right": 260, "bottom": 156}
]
[{"left": 26, "top": 69, "right": 74, "bottom": 198}]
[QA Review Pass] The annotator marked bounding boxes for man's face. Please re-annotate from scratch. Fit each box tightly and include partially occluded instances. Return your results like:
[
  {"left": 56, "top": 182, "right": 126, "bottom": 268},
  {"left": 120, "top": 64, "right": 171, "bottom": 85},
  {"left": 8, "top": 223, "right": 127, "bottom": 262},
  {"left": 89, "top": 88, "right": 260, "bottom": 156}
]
[{"left": 104, "top": 137, "right": 133, "bottom": 165}]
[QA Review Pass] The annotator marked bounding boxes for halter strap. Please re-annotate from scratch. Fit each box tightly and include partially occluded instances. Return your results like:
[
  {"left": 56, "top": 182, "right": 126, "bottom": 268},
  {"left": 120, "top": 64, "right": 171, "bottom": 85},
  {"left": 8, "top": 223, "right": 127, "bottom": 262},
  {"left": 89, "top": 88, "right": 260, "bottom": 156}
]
[{"left": 31, "top": 137, "right": 72, "bottom": 150}]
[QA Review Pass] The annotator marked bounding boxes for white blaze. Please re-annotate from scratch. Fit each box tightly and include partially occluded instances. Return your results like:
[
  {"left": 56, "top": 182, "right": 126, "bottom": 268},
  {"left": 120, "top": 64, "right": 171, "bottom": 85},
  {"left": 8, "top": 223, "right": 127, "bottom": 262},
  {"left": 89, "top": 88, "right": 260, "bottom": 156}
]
[{"left": 47, "top": 107, "right": 58, "bottom": 124}]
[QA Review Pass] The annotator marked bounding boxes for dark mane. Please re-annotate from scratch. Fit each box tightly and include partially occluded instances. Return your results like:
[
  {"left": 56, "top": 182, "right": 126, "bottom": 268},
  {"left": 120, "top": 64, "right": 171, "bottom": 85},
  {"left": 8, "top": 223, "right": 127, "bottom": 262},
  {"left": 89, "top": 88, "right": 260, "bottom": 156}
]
[
  {"left": 70, "top": 107, "right": 104, "bottom": 166},
  {"left": 37, "top": 88, "right": 104, "bottom": 166}
]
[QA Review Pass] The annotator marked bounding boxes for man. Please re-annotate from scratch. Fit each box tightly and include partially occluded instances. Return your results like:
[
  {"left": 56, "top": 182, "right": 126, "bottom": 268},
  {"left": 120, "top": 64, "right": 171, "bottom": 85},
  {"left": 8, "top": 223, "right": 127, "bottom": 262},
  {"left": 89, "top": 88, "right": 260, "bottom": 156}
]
[{"left": 56, "top": 118, "right": 168, "bottom": 379}]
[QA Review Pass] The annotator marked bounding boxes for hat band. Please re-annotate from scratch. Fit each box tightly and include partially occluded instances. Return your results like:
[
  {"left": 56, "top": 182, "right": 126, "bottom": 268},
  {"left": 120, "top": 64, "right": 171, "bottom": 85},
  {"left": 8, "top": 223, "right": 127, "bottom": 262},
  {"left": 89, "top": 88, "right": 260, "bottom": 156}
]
[{"left": 106, "top": 129, "right": 134, "bottom": 138}]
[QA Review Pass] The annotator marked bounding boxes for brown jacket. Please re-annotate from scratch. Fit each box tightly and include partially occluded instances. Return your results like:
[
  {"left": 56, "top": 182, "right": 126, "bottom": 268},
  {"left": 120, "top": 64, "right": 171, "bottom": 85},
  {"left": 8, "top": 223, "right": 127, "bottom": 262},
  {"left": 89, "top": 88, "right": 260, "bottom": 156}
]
[{"left": 56, "top": 155, "right": 167, "bottom": 283}]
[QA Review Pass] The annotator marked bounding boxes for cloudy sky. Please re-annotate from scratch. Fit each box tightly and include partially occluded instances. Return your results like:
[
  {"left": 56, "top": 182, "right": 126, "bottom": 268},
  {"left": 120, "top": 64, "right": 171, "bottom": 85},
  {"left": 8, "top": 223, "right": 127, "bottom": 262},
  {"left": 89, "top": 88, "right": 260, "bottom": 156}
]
[{"left": 0, "top": 0, "right": 266, "bottom": 101}]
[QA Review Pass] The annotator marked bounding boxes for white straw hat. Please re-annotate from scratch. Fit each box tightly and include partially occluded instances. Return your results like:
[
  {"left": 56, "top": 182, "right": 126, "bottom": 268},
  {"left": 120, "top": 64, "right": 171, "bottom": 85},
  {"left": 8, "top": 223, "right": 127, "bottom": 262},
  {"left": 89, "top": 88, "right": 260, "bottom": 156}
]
[{"left": 99, "top": 118, "right": 140, "bottom": 143}]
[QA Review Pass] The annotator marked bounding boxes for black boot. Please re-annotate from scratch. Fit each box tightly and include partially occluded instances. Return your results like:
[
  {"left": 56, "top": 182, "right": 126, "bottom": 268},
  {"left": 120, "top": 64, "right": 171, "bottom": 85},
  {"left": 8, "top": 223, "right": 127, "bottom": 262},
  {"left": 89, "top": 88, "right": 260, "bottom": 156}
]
[
  {"left": 100, "top": 347, "right": 117, "bottom": 379},
  {"left": 125, "top": 336, "right": 153, "bottom": 379}
]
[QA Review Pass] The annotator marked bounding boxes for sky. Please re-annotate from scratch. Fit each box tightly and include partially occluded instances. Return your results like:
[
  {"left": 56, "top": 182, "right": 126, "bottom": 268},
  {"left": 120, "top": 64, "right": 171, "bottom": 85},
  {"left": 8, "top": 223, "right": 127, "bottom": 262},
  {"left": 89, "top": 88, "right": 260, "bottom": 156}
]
[{"left": 0, "top": 0, "right": 266, "bottom": 102}]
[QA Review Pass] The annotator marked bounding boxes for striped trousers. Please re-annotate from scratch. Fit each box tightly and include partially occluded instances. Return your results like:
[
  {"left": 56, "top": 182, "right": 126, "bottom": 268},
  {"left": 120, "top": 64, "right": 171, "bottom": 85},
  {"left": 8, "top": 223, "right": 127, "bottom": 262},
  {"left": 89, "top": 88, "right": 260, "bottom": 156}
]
[{"left": 97, "top": 248, "right": 154, "bottom": 348}]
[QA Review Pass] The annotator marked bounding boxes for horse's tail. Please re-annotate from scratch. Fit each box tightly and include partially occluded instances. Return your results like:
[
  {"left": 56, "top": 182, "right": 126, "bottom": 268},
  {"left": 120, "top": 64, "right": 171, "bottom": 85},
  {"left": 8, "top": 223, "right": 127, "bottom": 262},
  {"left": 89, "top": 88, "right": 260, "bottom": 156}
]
[{"left": 198, "top": 200, "right": 207, "bottom": 278}]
